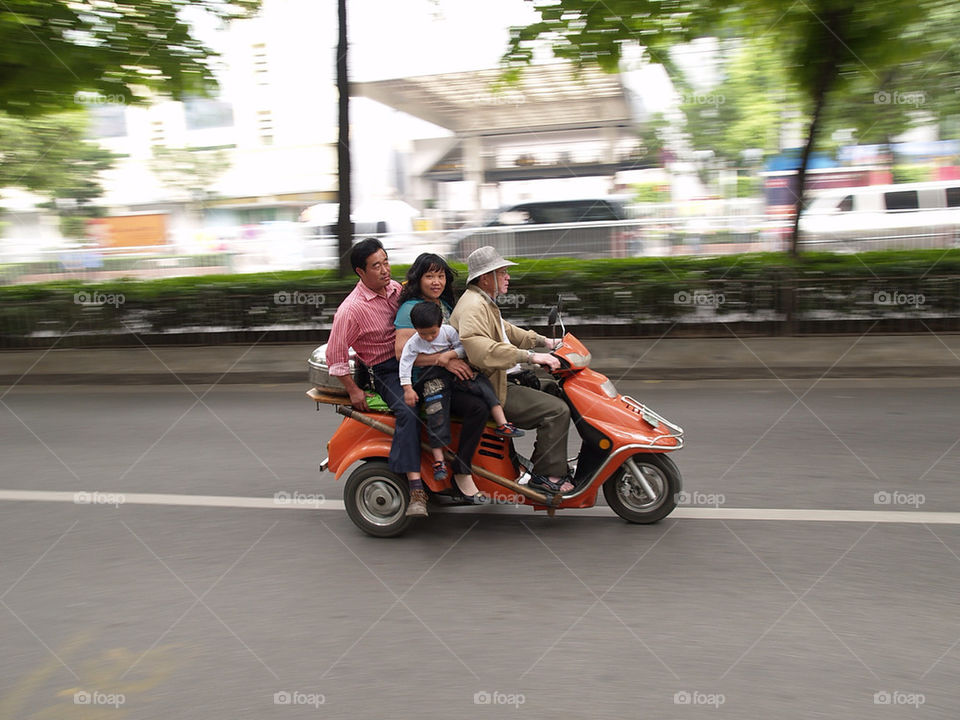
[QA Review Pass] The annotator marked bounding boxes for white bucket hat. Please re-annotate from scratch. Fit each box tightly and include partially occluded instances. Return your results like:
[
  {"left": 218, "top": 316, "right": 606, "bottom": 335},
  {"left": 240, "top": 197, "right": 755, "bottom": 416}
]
[{"left": 466, "top": 246, "right": 517, "bottom": 284}]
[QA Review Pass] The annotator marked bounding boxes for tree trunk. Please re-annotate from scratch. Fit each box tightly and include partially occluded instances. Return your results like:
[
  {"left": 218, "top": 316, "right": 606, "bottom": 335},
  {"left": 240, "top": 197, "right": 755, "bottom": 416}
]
[
  {"left": 789, "top": 72, "right": 831, "bottom": 258},
  {"left": 336, "top": 0, "right": 353, "bottom": 277},
  {"left": 788, "top": 11, "right": 849, "bottom": 258}
]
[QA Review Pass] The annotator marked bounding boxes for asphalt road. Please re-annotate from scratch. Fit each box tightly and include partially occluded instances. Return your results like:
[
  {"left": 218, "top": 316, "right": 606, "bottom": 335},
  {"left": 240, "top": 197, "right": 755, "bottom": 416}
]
[{"left": 2, "top": 379, "right": 959, "bottom": 719}]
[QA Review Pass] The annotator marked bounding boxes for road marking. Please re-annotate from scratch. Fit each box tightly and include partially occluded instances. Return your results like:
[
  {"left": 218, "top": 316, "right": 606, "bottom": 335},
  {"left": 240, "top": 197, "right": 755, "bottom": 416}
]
[{"left": 2, "top": 489, "right": 960, "bottom": 524}]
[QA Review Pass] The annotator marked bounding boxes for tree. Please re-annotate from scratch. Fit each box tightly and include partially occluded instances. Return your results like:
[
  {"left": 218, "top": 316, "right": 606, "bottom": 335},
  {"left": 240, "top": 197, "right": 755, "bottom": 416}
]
[
  {"left": 0, "top": 111, "right": 116, "bottom": 236},
  {"left": 677, "top": 36, "right": 796, "bottom": 167},
  {"left": 336, "top": 0, "right": 354, "bottom": 278},
  {"left": 149, "top": 146, "right": 230, "bottom": 214},
  {"left": 505, "top": 0, "right": 960, "bottom": 255},
  {"left": 0, "top": 0, "right": 259, "bottom": 117}
]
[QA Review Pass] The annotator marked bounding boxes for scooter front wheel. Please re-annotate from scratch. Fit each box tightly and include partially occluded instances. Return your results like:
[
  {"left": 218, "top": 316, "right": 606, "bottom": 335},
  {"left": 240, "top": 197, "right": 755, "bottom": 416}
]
[
  {"left": 344, "top": 461, "right": 414, "bottom": 538},
  {"left": 603, "top": 453, "right": 679, "bottom": 524}
]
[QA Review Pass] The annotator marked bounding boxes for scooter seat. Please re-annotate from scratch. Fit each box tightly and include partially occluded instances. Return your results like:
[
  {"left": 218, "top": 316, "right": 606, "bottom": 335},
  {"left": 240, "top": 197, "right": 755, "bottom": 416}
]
[
  {"left": 361, "top": 392, "right": 391, "bottom": 412},
  {"left": 305, "top": 388, "right": 391, "bottom": 412}
]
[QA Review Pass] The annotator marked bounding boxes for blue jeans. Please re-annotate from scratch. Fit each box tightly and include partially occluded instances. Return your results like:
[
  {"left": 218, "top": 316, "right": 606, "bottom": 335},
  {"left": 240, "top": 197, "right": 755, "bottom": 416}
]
[{"left": 371, "top": 357, "right": 421, "bottom": 475}]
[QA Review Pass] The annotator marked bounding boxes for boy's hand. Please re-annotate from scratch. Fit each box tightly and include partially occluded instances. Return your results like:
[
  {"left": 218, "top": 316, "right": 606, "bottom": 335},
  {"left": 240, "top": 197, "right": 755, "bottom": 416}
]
[{"left": 403, "top": 386, "right": 418, "bottom": 407}]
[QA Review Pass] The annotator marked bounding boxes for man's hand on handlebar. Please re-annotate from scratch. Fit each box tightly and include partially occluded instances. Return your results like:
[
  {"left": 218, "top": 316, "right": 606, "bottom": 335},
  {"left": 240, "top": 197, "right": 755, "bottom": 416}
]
[
  {"left": 529, "top": 352, "right": 561, "bottom": 370},
  {"left": 546, "top": 338, "right": 563, "bottom": 350}
]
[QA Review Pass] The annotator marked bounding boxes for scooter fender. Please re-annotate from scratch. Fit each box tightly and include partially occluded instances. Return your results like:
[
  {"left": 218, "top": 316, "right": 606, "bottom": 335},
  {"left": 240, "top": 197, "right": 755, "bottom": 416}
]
[
  {"left": 325, "top": 414, "right": 439, "bottom": 482},
  {"left": 326, "top": 415, "right": 395, "bottom": 479},
  {"left": 578, "top": 415, "right": 682, "bottom": 487}
]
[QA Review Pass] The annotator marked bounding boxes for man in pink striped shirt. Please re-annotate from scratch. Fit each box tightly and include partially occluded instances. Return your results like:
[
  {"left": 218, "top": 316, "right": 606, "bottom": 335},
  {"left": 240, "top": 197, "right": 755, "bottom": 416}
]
[{"left": 326, "top": 238, "right": 428, "bottom": 516}]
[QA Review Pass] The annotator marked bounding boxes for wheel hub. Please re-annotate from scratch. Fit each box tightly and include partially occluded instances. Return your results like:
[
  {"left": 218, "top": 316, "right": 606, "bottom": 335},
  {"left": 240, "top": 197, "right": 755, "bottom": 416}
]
[
  {"left": 618, "top": 463, "right": 665, "bottom": 511},
  {"left": 360, "top": 479, "right": 403, "bottom": 521}
]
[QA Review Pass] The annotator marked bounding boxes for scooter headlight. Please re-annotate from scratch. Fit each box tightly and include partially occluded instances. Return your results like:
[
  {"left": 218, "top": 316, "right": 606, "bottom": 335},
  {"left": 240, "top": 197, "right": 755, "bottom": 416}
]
[
  {"left": 599, "top": 380, "right": 618, "bottom": 398},
  {"left": 564, "top": 351, "right": 591, "bottom": 368}
]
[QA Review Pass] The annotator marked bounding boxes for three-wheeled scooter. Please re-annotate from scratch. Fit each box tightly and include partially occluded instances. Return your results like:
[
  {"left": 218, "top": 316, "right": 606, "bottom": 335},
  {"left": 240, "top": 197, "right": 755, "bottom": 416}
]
[{"left": 307, "top": 308, "right": 683, "bottom": 537}]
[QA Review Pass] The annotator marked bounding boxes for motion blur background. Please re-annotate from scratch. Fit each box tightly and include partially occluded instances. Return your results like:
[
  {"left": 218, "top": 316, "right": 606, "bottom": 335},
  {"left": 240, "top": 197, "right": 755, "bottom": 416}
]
[{"left": 3, "top": 0, "right": 959, "bottom": 286}]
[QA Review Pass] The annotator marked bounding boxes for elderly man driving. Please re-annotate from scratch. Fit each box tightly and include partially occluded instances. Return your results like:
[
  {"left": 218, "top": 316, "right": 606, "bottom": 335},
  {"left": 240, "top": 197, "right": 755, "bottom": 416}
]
[{"left": 449, "top": 246, "right": 573, "bottom": 494}]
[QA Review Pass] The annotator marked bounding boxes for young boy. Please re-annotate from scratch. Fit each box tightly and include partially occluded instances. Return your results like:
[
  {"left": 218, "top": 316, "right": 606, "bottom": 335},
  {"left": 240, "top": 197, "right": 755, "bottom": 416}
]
[{"left": 399, "top": 301, "right": 523, "bottom": 482}]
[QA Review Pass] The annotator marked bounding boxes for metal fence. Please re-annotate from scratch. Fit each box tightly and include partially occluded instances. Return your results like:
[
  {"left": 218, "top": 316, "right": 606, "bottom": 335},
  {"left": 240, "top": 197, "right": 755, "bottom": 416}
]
[{"left": 4, "top": 206, "right": 960, "bottom": 285}]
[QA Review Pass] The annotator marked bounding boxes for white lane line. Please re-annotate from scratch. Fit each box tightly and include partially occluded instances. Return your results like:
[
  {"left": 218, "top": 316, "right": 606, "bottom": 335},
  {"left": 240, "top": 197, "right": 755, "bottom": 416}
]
[
  {"left": 1, "top": 490, "right": 960, "bottom": 524},
  {"left": 0, "top": 490, "right": 343, "bottom": 512}
]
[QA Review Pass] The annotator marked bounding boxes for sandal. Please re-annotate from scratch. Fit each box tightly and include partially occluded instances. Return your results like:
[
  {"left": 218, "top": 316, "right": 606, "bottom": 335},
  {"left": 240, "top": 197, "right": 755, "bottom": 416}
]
[
  {"left": 528, "top": 474, "right": 574, "bottom": 495},
  {"left": 493, "top": 422, "right": 525, "bottom": 438}
]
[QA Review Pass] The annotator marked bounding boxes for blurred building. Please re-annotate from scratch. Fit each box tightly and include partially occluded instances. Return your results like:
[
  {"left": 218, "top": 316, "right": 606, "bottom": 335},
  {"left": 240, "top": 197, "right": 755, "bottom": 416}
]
[
  {"left": 355, "top": 61, "right": 674, "bottom": 224},
  {"left": 88, "top": 0, "right": 339, "bottom": 251},
  {"left": 3, "top": 0, "right": 340, "bottom": 254},
  {"left": 2, "top": 0, "right": 678, "bottom": 253}
]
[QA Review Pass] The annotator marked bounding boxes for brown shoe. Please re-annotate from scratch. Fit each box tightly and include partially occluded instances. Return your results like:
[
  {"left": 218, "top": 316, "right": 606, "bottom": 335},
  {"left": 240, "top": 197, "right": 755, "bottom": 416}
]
[{"left": 405, "top": 489, "right": 428, "bottom": 517}]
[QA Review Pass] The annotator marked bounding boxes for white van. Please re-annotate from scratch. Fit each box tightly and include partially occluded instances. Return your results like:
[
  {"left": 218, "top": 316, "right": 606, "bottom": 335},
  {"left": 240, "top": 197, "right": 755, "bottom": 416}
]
[
  {"left": 799, "top": 180, "right": 960, "bottom": 249},
  {"left": 300, "top": 200, "right": 449, "bottom": 269}
]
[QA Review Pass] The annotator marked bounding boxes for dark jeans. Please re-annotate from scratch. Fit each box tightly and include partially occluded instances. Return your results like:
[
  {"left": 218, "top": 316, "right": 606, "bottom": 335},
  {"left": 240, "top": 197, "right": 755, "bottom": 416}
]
[
  {"left": 371, "top": 357, "right": 420, "bottom": 474},
  {"left": 414, "top": 366, "right": 489, "bottom": 476}
]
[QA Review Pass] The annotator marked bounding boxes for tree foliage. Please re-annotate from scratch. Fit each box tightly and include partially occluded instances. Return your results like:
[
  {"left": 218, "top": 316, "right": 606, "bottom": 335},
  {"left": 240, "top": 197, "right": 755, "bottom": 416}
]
[
  {"left": 0, "top": 111, "right": 115, "bottom": 197},
  {"left": 0, "top": 0, "right": 259, "bottom": 116},
  {"left": 677, "top": 36, "right": 795, "bottom": 166},
  {"left": 505, "top": 0, "right": 960, "bottom": 254},
  {"left": 149, "top": 146, "right": 230, "bottom": 210}
]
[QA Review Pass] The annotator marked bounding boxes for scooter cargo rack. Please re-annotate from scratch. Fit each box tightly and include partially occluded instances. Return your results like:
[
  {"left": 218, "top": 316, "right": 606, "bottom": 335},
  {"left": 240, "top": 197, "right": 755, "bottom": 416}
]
[{"left": 620, "top": 395, "right": 684, "bottom": 449}]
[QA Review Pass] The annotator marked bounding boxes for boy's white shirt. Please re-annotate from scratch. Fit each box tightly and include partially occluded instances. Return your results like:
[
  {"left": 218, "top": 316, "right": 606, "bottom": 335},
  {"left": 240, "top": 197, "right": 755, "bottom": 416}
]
[{"left": 399, "top": 324, "right": 467, "bottom": 386}]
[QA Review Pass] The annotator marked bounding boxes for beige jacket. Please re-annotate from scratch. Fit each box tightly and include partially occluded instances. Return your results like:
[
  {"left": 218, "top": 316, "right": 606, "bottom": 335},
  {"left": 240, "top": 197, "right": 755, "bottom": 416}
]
[{"left": 449, "top": 284, "right": 548, "bottom": 404}]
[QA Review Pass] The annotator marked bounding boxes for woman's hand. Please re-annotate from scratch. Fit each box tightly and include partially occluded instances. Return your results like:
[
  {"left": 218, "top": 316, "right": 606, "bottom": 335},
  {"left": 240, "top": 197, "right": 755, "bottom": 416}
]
[{"left": 439, "top": 351, "right": 474, "bottom": 380}]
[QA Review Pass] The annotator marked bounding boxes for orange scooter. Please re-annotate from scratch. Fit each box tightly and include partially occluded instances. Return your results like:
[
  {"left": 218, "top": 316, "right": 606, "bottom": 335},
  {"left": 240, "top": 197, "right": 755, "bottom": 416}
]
[{"left": 307, "top": 308, "right": 684, "bottom": 537}]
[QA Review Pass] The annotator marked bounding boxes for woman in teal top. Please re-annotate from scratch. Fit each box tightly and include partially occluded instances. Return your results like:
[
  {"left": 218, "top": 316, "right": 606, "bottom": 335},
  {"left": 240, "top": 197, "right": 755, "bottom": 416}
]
[{"left": 394, "top": 253, "right": 489, "bottom": 502}]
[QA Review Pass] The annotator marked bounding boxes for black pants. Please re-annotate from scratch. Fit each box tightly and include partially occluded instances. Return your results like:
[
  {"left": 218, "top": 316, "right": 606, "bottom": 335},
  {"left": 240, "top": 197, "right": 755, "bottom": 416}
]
[{"left": 414, "top": 366, "right": 489, "bottom": 476}]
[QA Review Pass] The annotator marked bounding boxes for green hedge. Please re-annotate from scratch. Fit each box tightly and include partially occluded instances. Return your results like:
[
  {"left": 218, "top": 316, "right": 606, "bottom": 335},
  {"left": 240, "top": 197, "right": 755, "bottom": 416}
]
[{"left": 0, "top": 249, "right": 958, "bottom": 345}]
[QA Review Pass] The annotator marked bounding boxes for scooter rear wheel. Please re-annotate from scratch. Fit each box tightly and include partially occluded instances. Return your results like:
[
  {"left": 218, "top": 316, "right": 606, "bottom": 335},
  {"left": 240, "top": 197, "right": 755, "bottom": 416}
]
[
  {"left": 603, "top": 453, "right": 679, "bottom": 524},
  {"left": 344, "top": 461, "right": 414, "bottom": 538}
]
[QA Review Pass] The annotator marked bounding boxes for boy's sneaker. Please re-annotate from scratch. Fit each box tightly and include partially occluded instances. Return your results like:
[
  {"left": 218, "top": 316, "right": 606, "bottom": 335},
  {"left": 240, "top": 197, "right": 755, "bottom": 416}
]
[
  {"left": 432, "top": 461, "right": 448, "bottom": 483},
  {"left": 405, "top": 489, "right": 428, "bottom": 517},
  {"left": 493, "top": 422, "right": 525, "bottom": 438}
]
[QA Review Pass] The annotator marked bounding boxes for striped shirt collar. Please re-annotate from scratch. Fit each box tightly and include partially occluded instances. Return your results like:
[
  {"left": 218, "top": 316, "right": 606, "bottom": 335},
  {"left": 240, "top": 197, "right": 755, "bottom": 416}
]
[{"left": 355, "top": 278, "right": 401, "bottom": 301}]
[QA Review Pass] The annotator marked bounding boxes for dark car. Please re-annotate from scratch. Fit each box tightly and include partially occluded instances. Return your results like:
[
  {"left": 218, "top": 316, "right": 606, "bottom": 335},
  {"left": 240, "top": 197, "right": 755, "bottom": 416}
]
[{"left": 452, "top": 198, "right": 635, "bottom": 260}]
